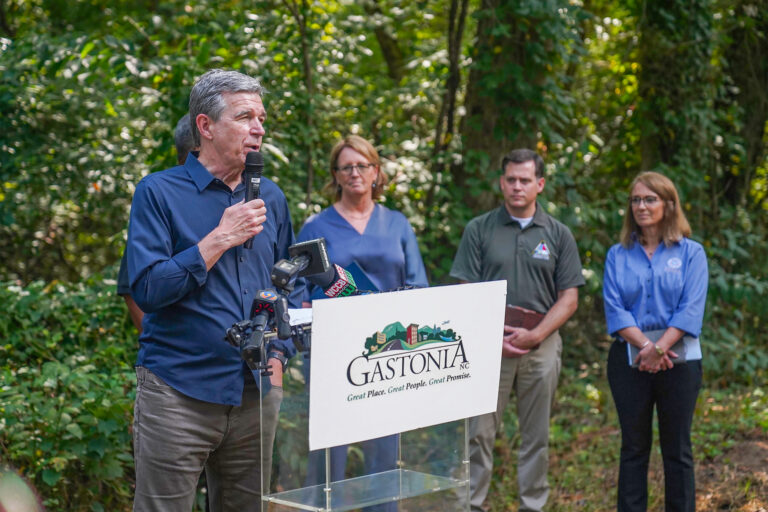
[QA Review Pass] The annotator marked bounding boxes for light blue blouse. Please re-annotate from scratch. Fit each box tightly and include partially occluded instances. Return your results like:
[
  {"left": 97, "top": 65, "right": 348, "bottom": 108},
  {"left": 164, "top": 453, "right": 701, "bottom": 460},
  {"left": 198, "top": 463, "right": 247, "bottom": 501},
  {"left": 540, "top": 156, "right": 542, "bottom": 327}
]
[
  {"left": 603, "top": 237, "right": 708, "bottom": 337},
  {"left": 297, "top": 204, "right": 428, "bottom": 301}
]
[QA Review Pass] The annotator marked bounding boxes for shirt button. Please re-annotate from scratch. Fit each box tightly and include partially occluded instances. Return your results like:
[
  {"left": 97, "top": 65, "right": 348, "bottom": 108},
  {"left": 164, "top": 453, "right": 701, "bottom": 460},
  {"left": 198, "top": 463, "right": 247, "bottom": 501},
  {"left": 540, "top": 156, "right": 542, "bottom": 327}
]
[
  {"left": 239, "top": 256, "right": 244, "bottom": 263},
  {"left": 244, "top": 289, "right": 248, "bottom": 295}
]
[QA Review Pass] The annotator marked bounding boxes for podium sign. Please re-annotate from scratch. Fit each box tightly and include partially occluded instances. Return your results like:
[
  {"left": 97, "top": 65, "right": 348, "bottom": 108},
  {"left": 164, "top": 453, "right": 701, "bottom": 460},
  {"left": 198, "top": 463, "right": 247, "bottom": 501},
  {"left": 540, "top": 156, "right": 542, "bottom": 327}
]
[{"left": 309, "top": 281, "right": 506, "bottom": 450}]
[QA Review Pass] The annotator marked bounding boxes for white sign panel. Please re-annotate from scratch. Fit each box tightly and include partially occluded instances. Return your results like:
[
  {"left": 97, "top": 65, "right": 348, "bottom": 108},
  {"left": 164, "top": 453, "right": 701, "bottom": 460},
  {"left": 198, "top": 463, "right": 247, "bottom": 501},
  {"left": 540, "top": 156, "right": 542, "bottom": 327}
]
[{"left": 308, "top": 281, "right": 506, "bottom": 450}]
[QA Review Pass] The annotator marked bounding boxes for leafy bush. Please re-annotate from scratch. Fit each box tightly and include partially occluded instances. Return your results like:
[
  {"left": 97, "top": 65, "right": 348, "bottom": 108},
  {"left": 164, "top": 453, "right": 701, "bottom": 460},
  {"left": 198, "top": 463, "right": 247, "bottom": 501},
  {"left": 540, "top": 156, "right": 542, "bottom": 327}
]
[
  {"left": 0, "top": 278, "right": 137, "bottom": 511},
  {"left": 1, "top": 0, "right": 767, "bottom": 507}
]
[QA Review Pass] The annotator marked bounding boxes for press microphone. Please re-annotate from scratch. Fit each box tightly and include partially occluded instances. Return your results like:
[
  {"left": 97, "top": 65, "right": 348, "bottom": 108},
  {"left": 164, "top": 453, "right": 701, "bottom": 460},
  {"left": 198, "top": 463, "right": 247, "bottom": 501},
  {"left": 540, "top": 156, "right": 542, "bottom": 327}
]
[
  {"left": 308, "top": 263, "right": 359, "bottom": 298},
  {"left": 278, "top": 239, "right": 363, "bottom": 298},
  {"left": 271, "top": 238, "right": 331, "bottom": 292},
  {"left": 243, "top": 151, "right": 263, "bottom": 249}
]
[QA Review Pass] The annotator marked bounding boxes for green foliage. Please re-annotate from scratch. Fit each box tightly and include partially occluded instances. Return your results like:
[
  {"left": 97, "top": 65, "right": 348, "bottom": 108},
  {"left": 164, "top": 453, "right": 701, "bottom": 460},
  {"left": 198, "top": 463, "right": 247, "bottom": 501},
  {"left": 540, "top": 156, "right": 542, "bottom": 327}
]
[
  {"left": 0, "top": 0, "right": 465, "bottom": 284},
  {"left": 1, "top": 0, "right": 768, "bottom": 505},
  {"left": 540, "top": 0, "right": 768, "bottom": 380},
  {"left": 0, "top": 2, "right": 198, "bottom": 283},
  {"left": 0, "top": 278, "right": 137, "bottom": 510},
  {"left": 468, "top": 0, "right": 587, "bottom": 145}
]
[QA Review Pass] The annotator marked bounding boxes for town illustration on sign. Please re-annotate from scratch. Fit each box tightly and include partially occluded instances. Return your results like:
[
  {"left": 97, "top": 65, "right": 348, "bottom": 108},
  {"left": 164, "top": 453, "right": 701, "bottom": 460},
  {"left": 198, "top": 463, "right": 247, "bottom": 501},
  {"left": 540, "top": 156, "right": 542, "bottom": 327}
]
[
  {"left": 346, "top": 319, "right": 469, "bottom": 387},
  {"left": 363, "top": 321, "right": 461, "bottom": 356}
]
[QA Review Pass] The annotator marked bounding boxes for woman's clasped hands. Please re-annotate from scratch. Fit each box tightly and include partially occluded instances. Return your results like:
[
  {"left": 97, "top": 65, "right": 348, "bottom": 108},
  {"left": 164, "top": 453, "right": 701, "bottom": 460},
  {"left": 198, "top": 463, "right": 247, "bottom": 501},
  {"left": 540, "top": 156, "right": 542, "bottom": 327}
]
[{"left": 634, "top": 343, "right": 679, "bottom": 373}]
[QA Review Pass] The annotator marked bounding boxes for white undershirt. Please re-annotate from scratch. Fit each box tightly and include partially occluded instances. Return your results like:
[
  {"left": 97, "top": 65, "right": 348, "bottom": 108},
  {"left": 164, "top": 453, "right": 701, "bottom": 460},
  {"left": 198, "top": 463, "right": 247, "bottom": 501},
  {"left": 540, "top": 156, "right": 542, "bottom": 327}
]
[{"left": 510, "top": 215, "right": 534, "bottom": 229}]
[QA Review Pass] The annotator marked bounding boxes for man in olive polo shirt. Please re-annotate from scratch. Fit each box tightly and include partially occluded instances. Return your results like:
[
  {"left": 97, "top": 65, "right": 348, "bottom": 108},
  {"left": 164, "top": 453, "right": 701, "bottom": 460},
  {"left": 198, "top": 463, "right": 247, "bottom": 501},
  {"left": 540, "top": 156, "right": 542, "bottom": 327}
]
[{"left": 450, "top": 148, "right": 584, "bottom": 512}]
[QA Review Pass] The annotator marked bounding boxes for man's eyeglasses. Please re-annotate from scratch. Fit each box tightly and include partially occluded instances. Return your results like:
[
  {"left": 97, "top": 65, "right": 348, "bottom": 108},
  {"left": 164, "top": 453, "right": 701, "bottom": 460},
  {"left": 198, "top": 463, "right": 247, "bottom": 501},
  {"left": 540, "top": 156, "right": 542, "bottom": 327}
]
[
  {"left": 336, "top": 163, "right": 374, "bottom": 175},
  {"left": 630, "top": 196, "right": 660, "bottom": 206}
]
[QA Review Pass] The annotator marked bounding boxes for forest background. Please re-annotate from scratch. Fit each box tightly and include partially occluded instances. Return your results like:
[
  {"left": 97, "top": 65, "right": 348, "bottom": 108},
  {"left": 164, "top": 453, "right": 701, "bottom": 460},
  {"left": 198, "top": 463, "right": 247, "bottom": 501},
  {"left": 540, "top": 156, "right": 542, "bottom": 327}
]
[{"left": 1, "top": 0, "right": 767, "bottom": 510}]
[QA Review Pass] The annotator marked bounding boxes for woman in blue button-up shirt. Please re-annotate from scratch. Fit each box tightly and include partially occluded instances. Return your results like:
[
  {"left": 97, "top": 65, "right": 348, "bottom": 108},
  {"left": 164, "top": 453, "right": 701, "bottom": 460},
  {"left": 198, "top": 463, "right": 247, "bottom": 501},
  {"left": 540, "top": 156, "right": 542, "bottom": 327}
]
[{"left": 603, "top": 171, "right": 708, "bottom": 512}]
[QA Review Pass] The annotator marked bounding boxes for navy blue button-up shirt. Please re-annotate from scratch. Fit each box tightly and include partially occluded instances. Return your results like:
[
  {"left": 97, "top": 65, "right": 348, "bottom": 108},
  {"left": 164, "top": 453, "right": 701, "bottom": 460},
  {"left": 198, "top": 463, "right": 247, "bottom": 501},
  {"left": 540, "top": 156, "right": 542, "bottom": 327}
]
[{"left": 127, "top": 153, "right": 299, "bottom": 405}]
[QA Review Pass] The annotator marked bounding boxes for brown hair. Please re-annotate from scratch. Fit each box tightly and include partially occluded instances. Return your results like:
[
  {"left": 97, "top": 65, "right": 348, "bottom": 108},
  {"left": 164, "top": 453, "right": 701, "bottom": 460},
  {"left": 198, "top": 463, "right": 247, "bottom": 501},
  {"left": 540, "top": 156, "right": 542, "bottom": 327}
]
[
  {"left": 323, "top": 135, "right": 389, "bottom": 201},
  {"left": 620, "top": 171, "right": 692, "bottom": 248},
  {"left": 501, "top": 148, "right": 545, "bottom": 178}
]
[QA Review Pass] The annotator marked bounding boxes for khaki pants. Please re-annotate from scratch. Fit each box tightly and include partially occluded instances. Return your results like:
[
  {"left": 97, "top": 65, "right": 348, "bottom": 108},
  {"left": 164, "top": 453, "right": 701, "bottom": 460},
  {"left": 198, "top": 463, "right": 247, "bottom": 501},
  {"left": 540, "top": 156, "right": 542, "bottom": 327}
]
[
  {"left": 469, "top": 331, "right": 562, "bottom": 512},
  {"left": 132, "top": 366, "right": 282, "bottom": 512}
]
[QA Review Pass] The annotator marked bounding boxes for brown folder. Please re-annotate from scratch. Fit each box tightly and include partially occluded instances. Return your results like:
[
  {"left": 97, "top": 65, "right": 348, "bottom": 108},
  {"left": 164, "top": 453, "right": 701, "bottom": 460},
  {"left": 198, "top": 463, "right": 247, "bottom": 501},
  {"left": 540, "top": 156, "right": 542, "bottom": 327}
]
[{"left": 505, "top": 305, "right": 545, "bottom": 330}]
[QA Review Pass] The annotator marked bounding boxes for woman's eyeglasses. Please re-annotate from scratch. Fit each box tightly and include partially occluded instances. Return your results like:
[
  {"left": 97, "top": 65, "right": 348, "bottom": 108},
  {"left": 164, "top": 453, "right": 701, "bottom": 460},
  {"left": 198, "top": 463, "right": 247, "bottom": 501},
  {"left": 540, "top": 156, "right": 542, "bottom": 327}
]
[
  {"left": 336, "top": 163, "right": 375, "bottom": 175},
  {"left": 630, "top": 196, "right": 660, "bottom": 206}
]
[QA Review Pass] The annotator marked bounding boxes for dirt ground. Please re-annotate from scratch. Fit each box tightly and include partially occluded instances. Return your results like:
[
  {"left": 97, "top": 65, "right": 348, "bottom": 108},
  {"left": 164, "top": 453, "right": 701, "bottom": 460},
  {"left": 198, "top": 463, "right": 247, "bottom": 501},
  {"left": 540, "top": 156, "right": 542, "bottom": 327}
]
[
  {"left": 697, "top": 433, "right": 768, "bottom": 511},
  {"left": 546, "top": 427, "right": 768, "bottom": 511}
]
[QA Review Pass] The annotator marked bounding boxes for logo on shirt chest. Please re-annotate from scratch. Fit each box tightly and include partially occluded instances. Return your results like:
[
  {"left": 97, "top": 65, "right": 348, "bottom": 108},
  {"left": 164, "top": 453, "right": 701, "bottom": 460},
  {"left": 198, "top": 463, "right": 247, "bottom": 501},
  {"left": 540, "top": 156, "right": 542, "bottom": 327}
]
[
  {"left": 532, "top": 240, "right": 551, "bottom": 260},
  {"left": 666, "top": 257, "right": 682, "bottom": 270}
]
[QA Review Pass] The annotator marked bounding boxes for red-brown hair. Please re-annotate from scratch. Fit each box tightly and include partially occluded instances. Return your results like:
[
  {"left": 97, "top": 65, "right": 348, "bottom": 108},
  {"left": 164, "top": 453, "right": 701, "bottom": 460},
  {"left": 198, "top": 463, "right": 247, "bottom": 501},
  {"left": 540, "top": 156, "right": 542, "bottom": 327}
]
[{"left": 620, "top": 171, "right": 692, "bottom": 247}]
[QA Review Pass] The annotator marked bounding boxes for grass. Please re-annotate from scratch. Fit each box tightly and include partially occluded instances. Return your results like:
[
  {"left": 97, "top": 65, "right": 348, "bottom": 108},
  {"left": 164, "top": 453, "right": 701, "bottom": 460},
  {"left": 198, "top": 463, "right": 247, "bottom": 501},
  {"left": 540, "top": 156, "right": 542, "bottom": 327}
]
[{"left": 485, "top": 362, "right": 768, "bottom": 511}]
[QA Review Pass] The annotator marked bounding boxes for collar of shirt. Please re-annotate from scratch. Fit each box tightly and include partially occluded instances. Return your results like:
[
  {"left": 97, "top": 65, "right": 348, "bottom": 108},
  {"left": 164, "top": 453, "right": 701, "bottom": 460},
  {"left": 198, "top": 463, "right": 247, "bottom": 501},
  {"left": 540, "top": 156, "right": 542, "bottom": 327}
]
[
  {"left": 497, "top": 202, "right": 547, "bottom": 229},
  {"left": 185, "top": 153, "right": 238, "bottom": 193}
]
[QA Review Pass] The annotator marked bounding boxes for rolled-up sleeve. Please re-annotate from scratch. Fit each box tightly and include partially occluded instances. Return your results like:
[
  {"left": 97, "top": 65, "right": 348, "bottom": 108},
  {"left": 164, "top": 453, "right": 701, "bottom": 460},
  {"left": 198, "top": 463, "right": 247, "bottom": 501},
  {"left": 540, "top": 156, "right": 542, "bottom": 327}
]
[
  {"left": 668, "top": 243, "right": 708, "bottom": 337},
  {"left": 127, "top": 179, "right": 208, "bottom": 313},
  {"left": 603, "top": 246, "right": 637, "bottom": 335}
]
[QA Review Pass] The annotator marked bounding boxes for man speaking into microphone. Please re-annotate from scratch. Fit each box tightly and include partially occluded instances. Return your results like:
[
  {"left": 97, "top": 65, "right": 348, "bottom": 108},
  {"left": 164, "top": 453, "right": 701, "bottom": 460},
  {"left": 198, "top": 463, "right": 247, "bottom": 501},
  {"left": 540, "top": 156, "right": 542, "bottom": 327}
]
[{"left": 126, "top": 69, "right": 301, "bottom": 511}]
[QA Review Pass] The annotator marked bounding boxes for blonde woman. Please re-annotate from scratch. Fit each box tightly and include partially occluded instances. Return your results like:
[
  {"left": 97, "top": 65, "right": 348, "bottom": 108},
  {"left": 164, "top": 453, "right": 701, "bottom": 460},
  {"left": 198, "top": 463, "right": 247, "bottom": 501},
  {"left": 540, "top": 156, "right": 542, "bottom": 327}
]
[{"left": 298, "top": 136, "right": 427, "bottom": 510}]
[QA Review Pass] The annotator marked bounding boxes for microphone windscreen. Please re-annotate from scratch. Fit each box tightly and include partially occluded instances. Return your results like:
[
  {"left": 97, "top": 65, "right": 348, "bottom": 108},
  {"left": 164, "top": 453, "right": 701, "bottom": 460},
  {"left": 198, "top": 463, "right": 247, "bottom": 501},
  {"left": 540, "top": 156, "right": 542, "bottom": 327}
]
[
  {"left": 307, "top": 264, "right": 336, "bottom": 290},
  {"left": 245, "top": 151, "right": 263, "bottom": 172},
  {"left": 322, "top": 264, "right": 358, "bottom": 298}
]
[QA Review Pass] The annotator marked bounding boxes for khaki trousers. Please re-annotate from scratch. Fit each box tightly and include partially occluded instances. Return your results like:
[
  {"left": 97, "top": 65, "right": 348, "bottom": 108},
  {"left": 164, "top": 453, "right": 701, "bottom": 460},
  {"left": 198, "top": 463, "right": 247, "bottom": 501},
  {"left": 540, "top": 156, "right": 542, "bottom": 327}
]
[
  {"left": 469, "top": 331, "right": 562, "bottom": 512},
  {"left": 132, "top": 367, "right": 282, "bottom": 512}
]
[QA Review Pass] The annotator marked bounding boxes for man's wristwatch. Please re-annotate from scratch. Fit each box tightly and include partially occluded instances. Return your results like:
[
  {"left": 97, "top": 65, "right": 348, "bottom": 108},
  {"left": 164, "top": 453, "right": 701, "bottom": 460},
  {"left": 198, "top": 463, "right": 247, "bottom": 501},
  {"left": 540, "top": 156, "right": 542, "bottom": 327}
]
[{"left": 267, "top": 351, "right": 288, "bottom": 372}]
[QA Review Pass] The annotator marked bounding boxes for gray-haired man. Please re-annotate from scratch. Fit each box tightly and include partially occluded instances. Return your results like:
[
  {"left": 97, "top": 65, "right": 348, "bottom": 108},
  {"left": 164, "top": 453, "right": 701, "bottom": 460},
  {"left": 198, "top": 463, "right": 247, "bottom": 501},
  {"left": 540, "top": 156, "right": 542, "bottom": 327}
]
[{"left": 127, "top": 69, "right": 300, "bottom": 511}]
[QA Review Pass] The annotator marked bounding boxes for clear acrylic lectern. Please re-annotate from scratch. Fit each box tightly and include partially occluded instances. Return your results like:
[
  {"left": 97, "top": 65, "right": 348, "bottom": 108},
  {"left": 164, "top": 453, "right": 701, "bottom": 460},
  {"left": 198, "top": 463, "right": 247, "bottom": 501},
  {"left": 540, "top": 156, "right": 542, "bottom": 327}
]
[{"left": 261, "top": 352, "right": 470, "bottom": 512}]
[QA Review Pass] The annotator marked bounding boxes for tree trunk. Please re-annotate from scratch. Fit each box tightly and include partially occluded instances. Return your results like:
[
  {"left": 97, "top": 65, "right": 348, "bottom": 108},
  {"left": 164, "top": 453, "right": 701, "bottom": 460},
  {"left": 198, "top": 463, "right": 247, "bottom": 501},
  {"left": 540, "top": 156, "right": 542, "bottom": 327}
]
[
  {"left": 634, "top": 0, "right": 715, "bottom": 230},
  {"left": 458, "top": 0, "right": 569, "bottom": 213},
  {"left": 428, "top": 0, "right": 469, "bottom": 208},
  {"left": 282, "top": 0, "right": 316, "bottom": 206},
  {"left": 363, "top": 0, "right": 406, "bottom": 83},
  {"left": 635, "top": 0, "right": 714, "bottom": 172}
]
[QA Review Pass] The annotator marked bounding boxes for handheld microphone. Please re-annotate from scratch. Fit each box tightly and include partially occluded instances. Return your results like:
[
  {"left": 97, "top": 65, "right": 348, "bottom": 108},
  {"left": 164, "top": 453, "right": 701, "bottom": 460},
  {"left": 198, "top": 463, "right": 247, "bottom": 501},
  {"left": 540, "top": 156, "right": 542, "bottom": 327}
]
[{"left": 243, "top": 151, "right": 263, "bottom": 249}]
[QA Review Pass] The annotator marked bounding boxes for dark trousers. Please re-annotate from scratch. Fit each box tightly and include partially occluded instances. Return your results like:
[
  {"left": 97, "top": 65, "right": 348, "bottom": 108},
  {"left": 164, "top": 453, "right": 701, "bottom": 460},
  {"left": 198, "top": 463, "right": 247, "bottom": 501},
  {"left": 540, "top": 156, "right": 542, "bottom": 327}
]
[
  {"left": 133, "top": 367, "right": 282, "bottom": 512},
  {"left": 607, "top": 341, "right": 702, "bottom": 512}
]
